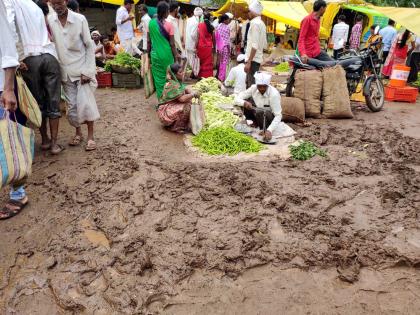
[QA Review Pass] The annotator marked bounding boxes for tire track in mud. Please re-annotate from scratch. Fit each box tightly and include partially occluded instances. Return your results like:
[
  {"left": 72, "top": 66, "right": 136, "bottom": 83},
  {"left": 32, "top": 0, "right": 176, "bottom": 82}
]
[{"left": 1, "top": 98, "right": 420, "bottom": 313}]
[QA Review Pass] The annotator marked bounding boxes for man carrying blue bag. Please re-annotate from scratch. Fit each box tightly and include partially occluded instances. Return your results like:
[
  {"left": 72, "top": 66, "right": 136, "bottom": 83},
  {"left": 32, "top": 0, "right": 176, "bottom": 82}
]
[{"left": 0, "top": 0, "right": 32, "bottom": 220}]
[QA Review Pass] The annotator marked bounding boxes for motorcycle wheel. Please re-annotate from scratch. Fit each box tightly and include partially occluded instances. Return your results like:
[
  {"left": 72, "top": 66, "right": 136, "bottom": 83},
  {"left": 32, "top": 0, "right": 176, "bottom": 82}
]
[
  {"left": 285, "top": 77, "right": 295, "bottom": 97},
  {"left": 364, "top": 77, "right": 385, "bottom": 112}
]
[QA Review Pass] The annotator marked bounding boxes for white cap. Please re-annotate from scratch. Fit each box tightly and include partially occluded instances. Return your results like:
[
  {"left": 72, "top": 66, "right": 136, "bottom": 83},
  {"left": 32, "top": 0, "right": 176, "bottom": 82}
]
[
  {"left": 249, "top": 0, "right": 263, "bottom": 15},
  {"left": 194, "top": 7, "right": 203, "bottom": 16},
  {"left": 91, "top": 30, "right": 101, "bottom": 37},
  {"left": 237, "top": 54, "right": 245, "bottom": 62},
  {"left": 226, "top": 12, "right": 234, "bottom": 19},
  {"left": 254, "top": 71, "right": 272, "bottom": 86}
]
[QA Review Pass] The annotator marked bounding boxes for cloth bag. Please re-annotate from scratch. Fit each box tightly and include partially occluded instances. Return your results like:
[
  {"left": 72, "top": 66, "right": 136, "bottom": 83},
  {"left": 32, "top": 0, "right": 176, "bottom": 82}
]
[
  {"left": 142, "top": 54, "right": 155, "bottom": 99},
  {"left": 190, "top": 100, "right": 205, "bottom": 135},
  {"left": 76, "top": 80, "right": 100, "bottom": 124},
  {"left": 281, "top": 96, "right": 305, "bottom": 123},
  {"left": 16, "top": 73, "right": 42, "bottom": 128},
  {"left": 0, "top": 114, "right": 35, "bottom": 189}
]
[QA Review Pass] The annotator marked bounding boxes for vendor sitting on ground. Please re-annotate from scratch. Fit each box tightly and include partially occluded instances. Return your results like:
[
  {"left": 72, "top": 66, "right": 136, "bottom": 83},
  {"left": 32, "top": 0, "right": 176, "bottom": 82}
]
[
  {"left": 235, "top": 71, "right": 282, "bottom": 141},
  {"left": 157, "top": 63, "right": 199, "bottom": 133},
  {"left": 103, "top": 37, "right": 117, "bottom": 60},
  {"left": 222, "top": 54, "right": 247, "bottom": 95},
  {"left": 92, "top": 30, "right": 105, "bottom": 66}
]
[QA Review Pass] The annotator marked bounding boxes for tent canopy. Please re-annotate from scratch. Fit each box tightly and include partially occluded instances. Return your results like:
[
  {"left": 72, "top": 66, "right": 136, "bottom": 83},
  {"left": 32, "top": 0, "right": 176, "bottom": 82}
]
[
  {"left": 214, "top": 0, "right": 328, "bottom": 37},
  {"left": 372, "top": 6, "right": 420, "bottom": 36},
  {"left": 93, "top": 0, "right": 190, "bottom": 5}
]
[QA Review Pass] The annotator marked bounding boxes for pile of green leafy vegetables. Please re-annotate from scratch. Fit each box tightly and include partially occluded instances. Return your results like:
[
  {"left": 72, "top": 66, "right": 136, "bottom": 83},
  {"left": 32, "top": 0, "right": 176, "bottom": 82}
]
[
  {"left": 104, "top": 52, "right": 141, "bottom": 73},
  {"left": 274, "top": 62, "right": 289, "bottom": 73},
  {"left": 194, "top": 77, "right": 220, "bottom": 93},
  {"left": 192, "top": 127, "right": 263, "bottom": 155},
  {"left": 289, "top": 140, "right": 327, "bottom": 160}
]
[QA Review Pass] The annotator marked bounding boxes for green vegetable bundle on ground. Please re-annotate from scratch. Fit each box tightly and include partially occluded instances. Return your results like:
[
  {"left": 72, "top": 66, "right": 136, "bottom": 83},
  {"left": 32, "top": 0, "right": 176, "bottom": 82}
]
[
  {"left": 192, "top": 127, "right": 263, "bottom": 155},
  {"left": 413, "top": 75, "right": 420, "bottom": 87},
  {"left": 289, "top": 140, "right": 327, "bottom": 160},
  {"left": 201, "top": 91, "right": 238, "bottom": 129},
  {"left": 194, "top": 77, "right": 220, "bottom": 93},
  {"left": 274, "top": 62, "right": 290, "bottom": 73},
  {"left": 104, "top": 52, "right": 141, "bottom": 73}
]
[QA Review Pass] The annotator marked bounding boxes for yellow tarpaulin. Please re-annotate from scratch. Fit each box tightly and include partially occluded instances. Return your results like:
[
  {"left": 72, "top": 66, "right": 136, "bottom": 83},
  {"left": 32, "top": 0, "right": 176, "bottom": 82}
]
[
  {"left": 372, "top": 6, "right": 420, "bottom": 36},
  {"left": 214, "top": 0, "right": 328, "bottom": 37}
]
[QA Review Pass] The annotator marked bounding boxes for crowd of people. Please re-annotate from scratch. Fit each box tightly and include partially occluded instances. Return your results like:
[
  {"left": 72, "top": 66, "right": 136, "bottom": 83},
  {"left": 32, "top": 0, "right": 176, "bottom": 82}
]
[{"left": 1, "top": 0, "right": 420, "bottom": 221}]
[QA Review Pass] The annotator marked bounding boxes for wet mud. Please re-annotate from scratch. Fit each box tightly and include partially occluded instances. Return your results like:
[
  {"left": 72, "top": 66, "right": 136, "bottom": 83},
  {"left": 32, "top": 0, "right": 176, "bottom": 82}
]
[{"left": 1, "top": 90, "right": 419, "bottom": 314}]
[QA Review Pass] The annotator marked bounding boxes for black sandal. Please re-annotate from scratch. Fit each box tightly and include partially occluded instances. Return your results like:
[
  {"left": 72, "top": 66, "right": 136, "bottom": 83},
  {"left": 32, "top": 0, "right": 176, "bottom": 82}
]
[{"left": 0, "top": 199, "right": 28, "bottom": 220}]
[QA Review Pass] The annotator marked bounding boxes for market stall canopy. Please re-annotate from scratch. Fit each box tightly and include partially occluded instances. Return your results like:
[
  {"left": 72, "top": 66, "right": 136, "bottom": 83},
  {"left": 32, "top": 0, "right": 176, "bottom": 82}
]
[
  {"left": 372, "top": 6, "right": 420, "bottom": 36},
  {"left": 214, "top": 0, "right": 328, "bottom": 37},
  {"left": 93, "top": 0, "right": 190, "bottom": 5}
]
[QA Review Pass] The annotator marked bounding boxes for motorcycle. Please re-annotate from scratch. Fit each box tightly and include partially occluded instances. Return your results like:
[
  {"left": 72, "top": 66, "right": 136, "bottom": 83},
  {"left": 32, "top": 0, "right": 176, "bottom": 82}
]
[{"left": 285, "top": 39, "right": 385, "bottom": 112}]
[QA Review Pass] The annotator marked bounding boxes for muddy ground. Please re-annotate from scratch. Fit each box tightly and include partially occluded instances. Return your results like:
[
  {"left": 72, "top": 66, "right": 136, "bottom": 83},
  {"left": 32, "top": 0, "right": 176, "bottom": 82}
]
[{"left": 1, "top": 89, "right": 419, "bottom": 314}]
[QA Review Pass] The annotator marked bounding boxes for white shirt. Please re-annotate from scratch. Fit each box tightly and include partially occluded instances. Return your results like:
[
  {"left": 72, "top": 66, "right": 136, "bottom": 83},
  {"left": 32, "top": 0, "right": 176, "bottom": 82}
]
[
  {"left": 0, "top": 0, "right": 19, "bottom": 92},
  {"left": 185, "top": 16, "right": 199, "bottom": 51},
  {"left": 224, "top": 63, "right": 247, "bottom": 94},
  {"left": 235, "top": 85, "right": 282, "bottom": 133},
  {"left": 245, "top": 16, "right": 267, "bottom": 64},
  {"left": 212, "top": 19, "right": 219, "bottom": 29},
  {"left": 116, "top": 6, "right": 134, "bottom": 41},
  {"left": 139, "top": 14, "right": 151, "bottom": 51},
  {"left": 332, "top": 22, "right": 349, "bottom": 50},
  {"left": 413, "top": 36, "right": 420, "bottom": 53},
  {"left": 167, "top": 14, "right": 183, "bottom": 53},
  {"left": 5, "top": 0, "right": 57, "bottom": 61},
  {"left": 48, "top": 10, "right": 96, "bottom": 82}
]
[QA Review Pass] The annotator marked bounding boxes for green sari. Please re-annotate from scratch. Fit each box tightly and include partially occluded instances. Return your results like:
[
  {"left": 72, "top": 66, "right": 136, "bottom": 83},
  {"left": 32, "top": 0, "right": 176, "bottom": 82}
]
[{"left": 149, "top": 19, "right": 174, "bottom": 98}]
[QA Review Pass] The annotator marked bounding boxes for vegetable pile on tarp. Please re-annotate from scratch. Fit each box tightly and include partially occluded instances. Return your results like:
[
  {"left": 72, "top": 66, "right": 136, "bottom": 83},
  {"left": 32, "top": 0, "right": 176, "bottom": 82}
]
[
  {"left": 274, "top": 62, "right": 289, "bottom": 73},
  {"left": 194, "top": 77, "right": 220, "bottom": 93},
  {"left": 104, "top": 52, "right": 141, "bottom": 73},
  {"left": 413, "top": 75, "right": 420, "bottom": 87},
  {"left": 200, "top": 91, "right": 238, "bottom": 129},
  {"left": 192, "top": 127, "right": 263, "bottom": 155},
  {"left": 289, "top": 140, "right": 326, "bottom": 160}
]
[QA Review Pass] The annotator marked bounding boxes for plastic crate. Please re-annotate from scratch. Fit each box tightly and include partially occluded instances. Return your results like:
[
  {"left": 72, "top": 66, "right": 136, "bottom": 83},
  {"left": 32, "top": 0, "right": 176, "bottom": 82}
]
[
  {"left": 112, "top": 73, "right": 142, "bottom": 89},
  {"left": 385, "top": 85, "right": 418, "bottom": 103},
  {"left": 96, "top": 72, "right": 112, "bottom": 88}
]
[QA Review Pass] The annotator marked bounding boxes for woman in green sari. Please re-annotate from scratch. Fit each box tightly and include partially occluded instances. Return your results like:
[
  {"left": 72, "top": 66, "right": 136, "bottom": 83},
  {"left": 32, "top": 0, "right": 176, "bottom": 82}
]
[{"left": 148, "top": 1, "right": 180, "bottom": 98}]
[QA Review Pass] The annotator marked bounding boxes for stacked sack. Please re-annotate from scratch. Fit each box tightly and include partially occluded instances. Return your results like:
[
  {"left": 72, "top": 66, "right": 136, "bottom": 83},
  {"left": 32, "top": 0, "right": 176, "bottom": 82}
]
[{"left": 293, "top": 66, "right": 353, "bottom": 119}]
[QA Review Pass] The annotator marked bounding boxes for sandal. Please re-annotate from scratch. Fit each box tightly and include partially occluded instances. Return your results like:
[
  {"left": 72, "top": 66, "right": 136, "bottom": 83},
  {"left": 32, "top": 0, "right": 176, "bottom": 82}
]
[
  {"left": 0, "top": 198, "right": 28, "bottom": 220},
  {"left": 69, "top": 135, "right": 83, "bottom": 146},
  {"left": 51, "top": 144, "right": 65, "bottom": 155},
  {"left": 85, "top": 140, "right": 97, "bottom": 151}
]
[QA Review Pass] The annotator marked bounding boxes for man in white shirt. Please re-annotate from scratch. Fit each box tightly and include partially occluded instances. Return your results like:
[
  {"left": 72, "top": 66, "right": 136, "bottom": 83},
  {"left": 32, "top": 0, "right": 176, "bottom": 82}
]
[
  {"left": 235, "top": 71, "right": 282, "bottom": 141},
  {"left": 222, "top": 54, "right": 247, "bottom": 95},
  {"left": 138, "top": 4, "right": 151, "bottom": 52},
  {"left": 244, "top": 0, "right": 267, "bottom": 88},
  {"left": 116, "top": 0, "right": 135, "bottom": 55},
  {"left": 0, "top": 0, "right": 30, "bottom": 219},
  {"left": 167, "top": 1, "right": 184, "bottom": 57},
  {"left": 6, "top": 0, "right": 63, "bottom": 154},
  {"left": 49, "top": 0, "right": 98, "bottom": 151},
  {"left": 331, "top": 15, "right": 349, "bottom": 59},
  {"left": 185, "top": 7, "right": 203, "bottom": 78}
]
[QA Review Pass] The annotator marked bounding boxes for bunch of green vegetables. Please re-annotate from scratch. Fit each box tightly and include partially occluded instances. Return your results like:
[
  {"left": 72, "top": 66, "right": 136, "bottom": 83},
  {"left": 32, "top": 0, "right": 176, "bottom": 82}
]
[
  {"left": 192, "top": 127, "right": 263, "bottom": 155},
  {"left": 289, "top": 141, "right": 327, "bottom": 160},
  {"left": 194, "top": 77, "right": 220, "bottom": 93},
  {"left": 201, "top": 91, "right": 238, "bottom": 129},
  {"left": 413, "top": 76, "right": 420, "bottom": 87},
  {"left": 104, "top": 52, "right": 141, "bottom": 73},
  {"left": 274, "top": 62, "right": 290, "bottom": 73}
]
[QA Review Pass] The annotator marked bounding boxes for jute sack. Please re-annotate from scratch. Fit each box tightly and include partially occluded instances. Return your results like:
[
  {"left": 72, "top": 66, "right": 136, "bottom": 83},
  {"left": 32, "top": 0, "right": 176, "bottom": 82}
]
[
  {"left": 322, "top": 66, "right": 353, "bottom": 119},
  {"left": 293, "top": 70, "right": 322, "bottom": 118},
  {"left": 281, "top": 96, "right": 305, "bottom": 123}
]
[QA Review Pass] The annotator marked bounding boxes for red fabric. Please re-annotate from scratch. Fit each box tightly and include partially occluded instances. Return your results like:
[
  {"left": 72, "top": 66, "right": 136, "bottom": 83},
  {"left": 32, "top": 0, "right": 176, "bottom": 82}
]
[
  {"left": 298, "top": 13, "right": 321, "bottom": 58},
  {"left": 197, "top": 23, "right": 214, "bottom": 78}
]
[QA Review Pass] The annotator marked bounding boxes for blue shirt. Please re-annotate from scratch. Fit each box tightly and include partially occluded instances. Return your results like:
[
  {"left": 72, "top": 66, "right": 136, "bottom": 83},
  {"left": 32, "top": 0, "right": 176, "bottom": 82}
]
[{"left": 379, "top": 26, "right": 397, "bottom": 52}]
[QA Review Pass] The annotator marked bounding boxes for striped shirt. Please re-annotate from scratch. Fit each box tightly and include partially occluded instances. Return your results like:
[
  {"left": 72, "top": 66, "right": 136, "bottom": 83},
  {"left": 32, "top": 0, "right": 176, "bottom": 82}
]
[{"left": 349, "top": 22, "right": 363, "bottom": 49}]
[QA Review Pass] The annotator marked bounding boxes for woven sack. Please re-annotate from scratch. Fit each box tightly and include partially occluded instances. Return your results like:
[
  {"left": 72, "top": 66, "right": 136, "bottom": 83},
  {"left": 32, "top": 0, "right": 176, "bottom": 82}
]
[
  {"left": 281, "top": 96, "right": 305, "bottom": 123},
  {"left": 16, "top": 73, "right": 42, "bottom": 128},
  {"left": 293, "top": 70, "right": 322, "bottom": 118},
  {"left": 322, "top": 66, "right": 353, "bottom": 119}
]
